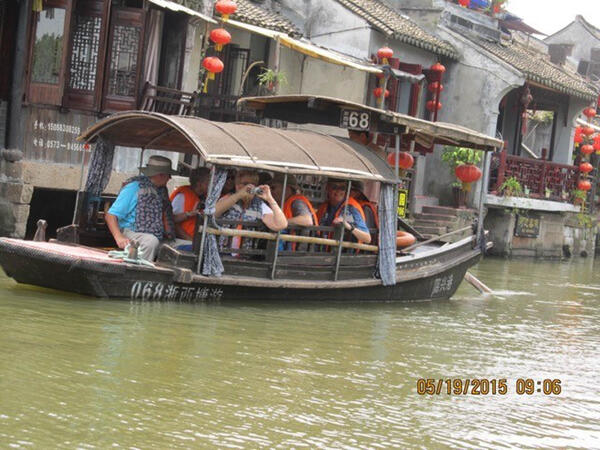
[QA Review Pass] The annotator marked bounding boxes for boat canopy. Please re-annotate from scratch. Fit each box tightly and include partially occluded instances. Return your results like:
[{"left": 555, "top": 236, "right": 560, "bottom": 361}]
[
  {"left": 78, "top": 111, "right": 397, "bottom": 183},
  {"left": 238, "top": 95, "right": 504, "bottom": 151}
]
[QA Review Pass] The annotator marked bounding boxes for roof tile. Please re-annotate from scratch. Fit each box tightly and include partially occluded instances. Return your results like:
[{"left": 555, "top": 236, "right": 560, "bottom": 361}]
[
  {"left": 476, "top": 39, "right": 598, "bottom": 100},
  {"left": 335, "top": 0, "right": 457, "bottom": 59},
  {"left": 232, "top": 0, "right": 301, "bottom": 37}
]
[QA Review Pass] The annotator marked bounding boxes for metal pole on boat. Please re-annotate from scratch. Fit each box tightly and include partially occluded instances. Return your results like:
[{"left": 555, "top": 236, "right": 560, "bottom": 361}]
[
  {"left": 71, "top": 141, "right": 89, "bottom": 224},
  {"left": 270, "top": 172, "right": 288, "bottom": 279},
  {"left": 476, "top": 150, "right": 490, "bottom": 250},
  {"left": 196, "top": 165, "right": 216, "bottom": 274},
  {"left": 333, "top": 180, "right": 352, "bottom": 281}
]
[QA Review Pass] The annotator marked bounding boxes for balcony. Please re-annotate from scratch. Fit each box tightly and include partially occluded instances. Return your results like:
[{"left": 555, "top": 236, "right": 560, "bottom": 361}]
[
  {"left": 488, "top": 149, "right": 581, "bottom": 203},
  {"left": 139, "top": 82, "right": 260, "bottom": 123}
]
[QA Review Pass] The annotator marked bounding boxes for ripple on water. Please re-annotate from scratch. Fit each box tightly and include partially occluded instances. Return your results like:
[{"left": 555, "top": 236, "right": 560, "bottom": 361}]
[{"left": 0, "top": 260, "right": 599, "bottom": 448}]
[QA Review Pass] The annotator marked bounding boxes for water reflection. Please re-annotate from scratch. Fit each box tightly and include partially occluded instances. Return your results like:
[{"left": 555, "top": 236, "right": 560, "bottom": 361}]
[{"left": 0, "top": 259, "right": 599, "bottom": 448}]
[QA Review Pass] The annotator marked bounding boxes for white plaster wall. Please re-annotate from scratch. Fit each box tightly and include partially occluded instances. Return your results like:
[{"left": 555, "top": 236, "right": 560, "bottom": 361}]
[
  {"left": 277, "top": 46, "right": 368, "bottom": 103},
  {"left": 545, "top": 20, "right": 600, "bottom": 68},
  {"left": 280, "top": 0, "right": 372, "bottom": 59}
]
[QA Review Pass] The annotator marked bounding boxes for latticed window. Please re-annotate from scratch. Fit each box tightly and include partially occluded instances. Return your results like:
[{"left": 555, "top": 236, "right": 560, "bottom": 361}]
[
  {"left": 106, "top": 24, "right": 140, "bottom": 97},
  {"left": 68, "top": 14, "right": 101, "bottom": 91}
]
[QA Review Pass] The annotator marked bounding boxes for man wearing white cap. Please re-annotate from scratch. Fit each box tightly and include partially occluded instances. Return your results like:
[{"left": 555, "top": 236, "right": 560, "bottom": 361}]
[{"left": 105, "top": 155, "right": 177, "bottom": 260}]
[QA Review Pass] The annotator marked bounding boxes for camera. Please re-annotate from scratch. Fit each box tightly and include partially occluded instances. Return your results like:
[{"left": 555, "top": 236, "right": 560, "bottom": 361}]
[{"left": 248, "top": 186, "right": 263, "bottom": 195}]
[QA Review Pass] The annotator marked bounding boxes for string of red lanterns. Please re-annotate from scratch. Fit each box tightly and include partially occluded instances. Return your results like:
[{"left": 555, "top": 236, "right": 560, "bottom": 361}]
[
  {"left": 202, "top": 1, "right": 237, "bottom": 93},
  {"left": 575, "top": 105, "right": 598, "bottom": 197}
]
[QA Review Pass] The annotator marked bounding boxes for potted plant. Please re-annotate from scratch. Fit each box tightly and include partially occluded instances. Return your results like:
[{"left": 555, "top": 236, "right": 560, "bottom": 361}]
[
  {"left": 499, "top": 176, "right": 522, "bottom": 197},
  {"left": 441, "top": 146, "right": 482, "bottom": 208},
  {"left": 257, "top": 68, "right": 287, "bottom": 94}
]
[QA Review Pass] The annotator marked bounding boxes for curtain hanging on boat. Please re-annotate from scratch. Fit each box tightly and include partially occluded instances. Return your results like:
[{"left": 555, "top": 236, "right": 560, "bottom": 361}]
[
  {"left": 377, "top": 183, "right": 398, "bottom": 286},
  {"left": 84, "top": 136, "right": 115, "bottom": 196},
  {"left": 201, "top": 168, "right": 228, "bottom": 276}
]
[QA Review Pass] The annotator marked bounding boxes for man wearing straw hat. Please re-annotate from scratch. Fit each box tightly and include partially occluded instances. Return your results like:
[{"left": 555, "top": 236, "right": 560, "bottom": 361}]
[{"left": 106, "top": 155, "right": 178, "bottom": 261}]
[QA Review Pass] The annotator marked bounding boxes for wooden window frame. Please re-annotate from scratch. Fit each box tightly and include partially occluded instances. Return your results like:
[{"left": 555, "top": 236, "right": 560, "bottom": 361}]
[
  {"left": 26, "top": 0, "right": 73, "bottom": 106},
  {"left": 62, "top": 0, "right": 110, "bottom": 111},
  {"left": 101, "top": 6, "right": 146, "bottom": 112}
]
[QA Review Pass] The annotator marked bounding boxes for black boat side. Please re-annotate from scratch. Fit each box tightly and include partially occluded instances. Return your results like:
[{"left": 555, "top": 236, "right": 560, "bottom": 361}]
[{"left": 0, "top": 236, "right": 480, "bottom": 302}]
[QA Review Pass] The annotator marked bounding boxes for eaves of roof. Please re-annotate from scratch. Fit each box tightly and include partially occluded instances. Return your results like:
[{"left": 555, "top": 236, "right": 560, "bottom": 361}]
[
  {"left": 334, "top": 0, "right": 458, "bottom": 59},
  {"left": 475, "top": 38, "right": 598, "bottom": 101},
  {"left": 230, "top": 0, "right": 302, "bottom": 37}
]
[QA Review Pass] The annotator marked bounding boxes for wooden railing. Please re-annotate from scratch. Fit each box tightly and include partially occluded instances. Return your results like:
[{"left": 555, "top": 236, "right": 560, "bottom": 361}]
[
  {"left": 489, "top": 149, "right": 579, "bottom": 202},
  {"left": 139, "top": 83, "right": 259, "bottom": 123}
]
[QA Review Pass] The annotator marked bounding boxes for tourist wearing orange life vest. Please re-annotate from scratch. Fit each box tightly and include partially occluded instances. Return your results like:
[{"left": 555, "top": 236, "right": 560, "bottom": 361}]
[
  {"left": 269, "top": 174, "right": 318, "bottom": 227},
  {"left": 350, "top": 180, "right": 379, "bottom": 234},
  {"left": 169, "top": 168, "right": 211, "bottom": 241},
  {"left": 317, "top": 179, "right": 371, "bottom": 244},
  {"left": 269, "top": 174, "right": 318, "bottom": 251}
]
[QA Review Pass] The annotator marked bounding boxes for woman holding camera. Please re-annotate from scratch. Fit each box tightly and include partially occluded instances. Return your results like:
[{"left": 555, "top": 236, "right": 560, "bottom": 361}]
[{"left": 215, "top": 170, "right": 287, "bottom": 251}]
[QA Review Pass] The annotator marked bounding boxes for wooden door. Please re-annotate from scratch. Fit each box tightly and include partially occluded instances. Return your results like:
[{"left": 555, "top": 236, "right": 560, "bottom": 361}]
[{"left": 101, "top": 6, "right": 145, "bottom": 112}]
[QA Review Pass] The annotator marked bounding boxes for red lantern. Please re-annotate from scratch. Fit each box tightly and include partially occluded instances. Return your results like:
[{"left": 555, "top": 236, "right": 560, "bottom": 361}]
[
  {"left": 581, "top": 144, "right": 594, "bottom": 155},
  {"left": 575, "top": 126, "right": 583, "bottom": 135},
  {"left": 377, "top": 46, "right": 394, "bottom": 64},
  {"left": 386, "top": 151, "right": 414, "bottom": 169},
  {"left": 594, "top": 135, "right": 600, "bottom": 151},
  {"left": 203, "top": 56, "right": 224, "bottom": 79},
  {"left": 428, "top": 82, "right": 444, "bottom": 93},
  {"left": 431, "top": 62, "right": 446, "bottom": 73},
  {"left": 458, "top": 0, "right": 470, "bottom": 7},
  {"left": 582, "top": 126, "right": 595, "bottom": 136},
  {"left": 426, "top": 100, "right": 442, "bottom": 111},
  {"left": 373, "top": 87, "right": 390, "bottom": 98},
  {"left": 209, "top": 28, "right": 231, "bottom": 51},
  {"left": 579, "top": 162, "right": 593, "bottom": 173},
  {"left": 583, "top": 107, "right": 597, "bottom": 118},
  {"left": 215, "top": 0, "right": 237, "bottom": 20},
  {"left": 574, "top": 134, "right": 584, "bottom": 144},
  {"left": 578, "top": 180, "right": 592, "bottom": 191},
  {"left": 455, "top": 163, "right": 482, "bottom": 191}
]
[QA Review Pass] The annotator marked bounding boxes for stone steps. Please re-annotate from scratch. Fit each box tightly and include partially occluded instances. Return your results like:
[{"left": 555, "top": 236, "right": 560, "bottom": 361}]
[
  {"left": 421, "top": 205, "right": 460, "bottom": 216},
  {"left": 412, "top": 213, "right": 458, "bottom": 222},
  {"left": 414, "top": 225, "right": 448, "bottom": 236}
]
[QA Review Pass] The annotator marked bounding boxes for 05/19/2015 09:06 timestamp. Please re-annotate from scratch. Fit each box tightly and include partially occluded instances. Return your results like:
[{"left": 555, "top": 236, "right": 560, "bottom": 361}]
[{"left": 416, "top": 378, "right": 562, "bottom": 396}]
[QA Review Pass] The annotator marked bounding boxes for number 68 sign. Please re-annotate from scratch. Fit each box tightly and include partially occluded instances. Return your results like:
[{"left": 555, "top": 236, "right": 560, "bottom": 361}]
[{"left": 340, "top": 109, "right": 370, "bottom": 131}]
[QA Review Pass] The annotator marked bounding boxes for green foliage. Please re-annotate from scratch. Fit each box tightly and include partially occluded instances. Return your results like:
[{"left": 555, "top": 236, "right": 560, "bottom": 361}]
[
  {"left": 441, "top": 146, "right": 482, "bottom": 170},
  {"left": 577, "top": 212, "right": 593, "bottom": 229},
  {"left": 529, "top": 110, "right": 554, "bottom": 124},
  {"left": 499, "top": 176, "right": 523, "bottom": 197},
  {"left": 257, "top": 69, "right": 287, "bottom": 88},
  {"left": 572, "top": 189, "right": 587, "bottom": 201}
]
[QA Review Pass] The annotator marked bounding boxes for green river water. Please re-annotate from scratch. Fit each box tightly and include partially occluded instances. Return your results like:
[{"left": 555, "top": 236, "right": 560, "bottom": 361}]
[{"left": 0, "top": 258, "right": 599, "bottom": 449}]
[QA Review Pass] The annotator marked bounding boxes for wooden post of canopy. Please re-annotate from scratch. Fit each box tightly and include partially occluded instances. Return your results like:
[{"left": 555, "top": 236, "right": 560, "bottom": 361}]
[
  {"left": 333, "top": 180, "right": 352, "bottom": 281},
  {"left": 270, "top": 172, "right": 288, "bottom": 279}
]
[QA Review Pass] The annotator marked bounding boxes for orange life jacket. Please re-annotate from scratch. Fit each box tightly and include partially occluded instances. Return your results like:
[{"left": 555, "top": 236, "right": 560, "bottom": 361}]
[
  {"left": 169, "top": 185, "right": 200, "bottom": 238},
  {"left": 317, "top": 197, "right": 367, "bottom": 252},
  {"left": 283, "top": 194, "right": 319, "bottom": 226},
  {"left": 316, "top": 196, "right": 366, "bottom": 225},
  {"left": 357, "top": 200, "right": 379, "bottom": 229}
]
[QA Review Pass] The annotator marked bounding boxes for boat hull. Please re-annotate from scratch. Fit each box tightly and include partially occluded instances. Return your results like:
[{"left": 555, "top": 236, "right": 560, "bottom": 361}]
[{"left": 0, "top": 238, "right": 480, "bottom": 302}]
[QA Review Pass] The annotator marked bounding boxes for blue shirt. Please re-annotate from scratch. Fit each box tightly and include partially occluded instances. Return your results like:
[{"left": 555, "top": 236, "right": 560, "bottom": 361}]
[
  {"left": 108, "top": 181, "right": 140, "bottom": 230},
  {"left": 320, "top": 203, "right": 369, "bottom": 233}
]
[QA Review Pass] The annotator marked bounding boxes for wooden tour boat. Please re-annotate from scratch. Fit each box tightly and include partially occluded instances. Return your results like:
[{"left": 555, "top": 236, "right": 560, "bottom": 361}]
[{"left": 0, "top": 96, "right": 502, "bottom": 302}]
